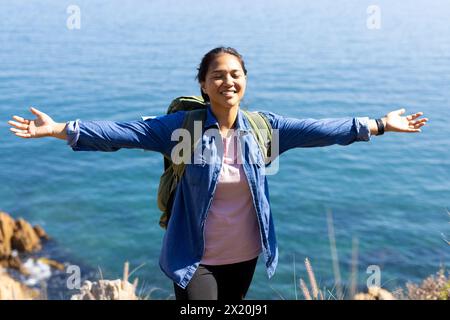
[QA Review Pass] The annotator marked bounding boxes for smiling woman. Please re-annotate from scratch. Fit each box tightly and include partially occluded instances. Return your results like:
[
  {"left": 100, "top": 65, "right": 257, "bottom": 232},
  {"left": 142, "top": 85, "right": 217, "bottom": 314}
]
[{"left": 7, "top": 46, "right": 428, "bottom": 301}]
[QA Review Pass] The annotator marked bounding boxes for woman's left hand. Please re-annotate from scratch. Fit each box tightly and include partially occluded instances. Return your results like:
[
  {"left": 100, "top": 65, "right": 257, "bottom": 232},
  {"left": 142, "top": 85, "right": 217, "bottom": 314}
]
[{"left": 383, "top": 108, "right": 428, "bottom": 133}]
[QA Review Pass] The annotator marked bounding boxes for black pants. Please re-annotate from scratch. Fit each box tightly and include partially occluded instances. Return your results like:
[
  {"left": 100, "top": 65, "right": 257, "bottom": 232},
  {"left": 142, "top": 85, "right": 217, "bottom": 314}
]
[{"left": 173, "top": 257, "right": 258, "bottom": 300}]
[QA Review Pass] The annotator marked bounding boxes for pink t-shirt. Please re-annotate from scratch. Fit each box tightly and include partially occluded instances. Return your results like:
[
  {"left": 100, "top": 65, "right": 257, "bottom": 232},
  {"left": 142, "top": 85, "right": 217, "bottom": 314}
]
[{"left": 200, "top": 134, "right": 262, "bottom": 265}]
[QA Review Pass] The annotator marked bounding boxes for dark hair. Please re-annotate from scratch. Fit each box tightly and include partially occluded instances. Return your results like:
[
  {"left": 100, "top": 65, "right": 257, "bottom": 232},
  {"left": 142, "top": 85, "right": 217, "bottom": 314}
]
[{"left": 196, "top": 47, "right": 248, "bottom": 102}]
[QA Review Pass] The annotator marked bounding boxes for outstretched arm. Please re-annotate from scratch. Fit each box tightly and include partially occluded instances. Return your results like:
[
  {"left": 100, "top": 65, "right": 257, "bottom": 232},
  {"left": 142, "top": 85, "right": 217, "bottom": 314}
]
[
  {"left": 261, "top": 108, "right": 428, "bottom": 155},
  {"left": 8, "top": 107, "right": 185, "bottom": 155}
]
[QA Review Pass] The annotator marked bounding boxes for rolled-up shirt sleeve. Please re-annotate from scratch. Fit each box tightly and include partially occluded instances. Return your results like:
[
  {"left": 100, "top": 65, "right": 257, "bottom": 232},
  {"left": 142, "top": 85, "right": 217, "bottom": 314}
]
[
  {"left": 65, "top": 112, "right": 185, "bottom": 155},
  {"left": 66, "top": 119, "right": 80, "bottom": 148},
  {"left": 355, "top": 117, "right": 371, "bottom": 141},
  {"left": 260, "top": 111, "right": 371, "bottom": 155}
]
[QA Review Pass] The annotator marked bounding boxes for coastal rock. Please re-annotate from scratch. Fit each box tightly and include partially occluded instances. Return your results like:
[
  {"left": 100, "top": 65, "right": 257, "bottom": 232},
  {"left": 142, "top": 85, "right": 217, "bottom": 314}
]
[
  {"left": 33, "top": 225, "right": 50, "bottom": 241},
  {"left": 70, "top": 279, "right": 138, "bottom": 300},
  {"left": 1, "top": 212, "right": 48, "bottom": 255},
  {"left": 37, "top": 257, "right": 65, "bottom": 271},
  {"left": 0, "top": 211, "right": 62, "bottom": 276},
  {"left": 0, "top": 211, "right": 67, "bottom": 299},
  {"left": 0, "top": 269, "right": 39, "bottom": 300},
  {"left": 0, "top": 254, "right": 28, "bottom": 275},
  {"left": 354, "top": 286, "right": 396, "bottom": 300},
  {"left": 11, "top": 218, "right": 42, "bottom": 253},
  {"left": 0, "top": 212, "right": 16, "bottom": 258}
]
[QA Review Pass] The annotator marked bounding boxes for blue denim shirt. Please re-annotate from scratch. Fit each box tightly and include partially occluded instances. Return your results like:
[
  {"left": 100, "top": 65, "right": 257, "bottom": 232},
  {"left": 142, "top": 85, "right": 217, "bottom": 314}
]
[{"left": 66, "top": 105, "right": 371, "bottom": 289}]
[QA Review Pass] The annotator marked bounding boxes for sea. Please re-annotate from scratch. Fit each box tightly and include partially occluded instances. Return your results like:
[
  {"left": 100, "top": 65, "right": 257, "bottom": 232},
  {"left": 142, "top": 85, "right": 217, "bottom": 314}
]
[{"left": 0, "top": 0, "right": 449, "bottom": 299}]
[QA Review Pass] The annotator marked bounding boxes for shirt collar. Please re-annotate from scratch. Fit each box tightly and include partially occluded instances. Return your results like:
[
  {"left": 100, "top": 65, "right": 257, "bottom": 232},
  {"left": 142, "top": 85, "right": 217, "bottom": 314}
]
[{"left": 204, "top": 103, "right": 251, "bottom": 133}]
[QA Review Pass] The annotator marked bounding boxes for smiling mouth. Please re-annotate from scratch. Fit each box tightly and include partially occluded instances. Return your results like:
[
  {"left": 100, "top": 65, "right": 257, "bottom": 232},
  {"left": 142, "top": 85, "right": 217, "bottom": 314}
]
[{"left": 220, "top": 90, "right": 237, "bottom": 96}]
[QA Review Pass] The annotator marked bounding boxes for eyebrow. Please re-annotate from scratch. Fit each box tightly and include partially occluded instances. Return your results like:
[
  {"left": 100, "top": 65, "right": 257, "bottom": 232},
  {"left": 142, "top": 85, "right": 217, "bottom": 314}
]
[{"left": 211, "top": 69, "right": 243, "bottom": 73}]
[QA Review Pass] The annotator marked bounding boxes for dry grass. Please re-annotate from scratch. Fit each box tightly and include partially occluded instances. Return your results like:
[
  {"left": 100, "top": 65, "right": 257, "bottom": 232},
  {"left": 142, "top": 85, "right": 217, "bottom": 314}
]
[
  {"left": 326, "top": 209, "right": 344, "bottom": 299},
  {"left": 296, "top": 209, "right": 450, "bottom": 300},
  {"left": 299, "top": 258, "right": 325, "bottom": 300},
  {"left": 394, "top": 268, "right": 450, "bottom": 300},
  {"left": 295, "top": 210, "right": 354, "bottom": 300}
]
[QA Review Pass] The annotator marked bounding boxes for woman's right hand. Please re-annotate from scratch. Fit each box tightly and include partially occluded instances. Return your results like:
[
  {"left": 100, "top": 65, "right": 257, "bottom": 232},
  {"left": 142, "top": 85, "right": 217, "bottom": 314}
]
[{"left": 8, "top": 107, "right": 57, "bottom": 139}]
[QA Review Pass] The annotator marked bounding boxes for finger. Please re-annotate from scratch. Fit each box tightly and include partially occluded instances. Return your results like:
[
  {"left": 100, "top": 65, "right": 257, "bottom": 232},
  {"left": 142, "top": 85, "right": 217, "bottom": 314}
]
[
  {"left": 12, "top": 115, "right": 30, "bottom": 124},
  {"left": 10, "top": 127, "right": 28, "bottom": 134},
  {"left": 410, "top": 119, "right": 427, "bottom": 125},
  {"left": 409, "top": 124, "right": 424, "bottom": 130},
  {"left": 406, "top": 128, "right": 421, "bottom": 133},
  {"left": 395, "top": 108, "right": 406, "bottom": 116},
  {"left": 409, "top": 121, "right": 426, "bottom": 127},
  {"left": 30, "top": 107, "right": 44, "bottom": 117},
  {"left": 14, "top": 132, "right": 32, "bottom": 138},
  {"left": 8, "top": 120, "right": 28, "bottom": 130},
  {"left": 413, "top": 119, "right": 428, "bottom": 127},
  {"left": 406, "top": 112, "right": 424, "bottom": 121}
]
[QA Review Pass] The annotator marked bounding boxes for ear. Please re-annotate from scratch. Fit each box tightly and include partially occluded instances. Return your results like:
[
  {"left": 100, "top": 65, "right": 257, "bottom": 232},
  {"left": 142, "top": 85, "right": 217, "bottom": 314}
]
[{"left": 200, "top": 82, "right": 206, "bottom": 93}]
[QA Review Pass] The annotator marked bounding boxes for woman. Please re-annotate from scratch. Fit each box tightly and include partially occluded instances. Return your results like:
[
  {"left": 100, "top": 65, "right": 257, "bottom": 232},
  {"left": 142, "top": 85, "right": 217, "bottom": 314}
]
[{"left": 8, "top": 47, "right": 428, "bottom": 300}]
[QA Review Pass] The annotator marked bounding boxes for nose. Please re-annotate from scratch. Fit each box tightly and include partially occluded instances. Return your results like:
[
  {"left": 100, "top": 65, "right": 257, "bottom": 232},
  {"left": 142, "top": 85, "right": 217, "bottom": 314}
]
[{"left": 223, "top": 74, "right": 234, "bottom": 87}]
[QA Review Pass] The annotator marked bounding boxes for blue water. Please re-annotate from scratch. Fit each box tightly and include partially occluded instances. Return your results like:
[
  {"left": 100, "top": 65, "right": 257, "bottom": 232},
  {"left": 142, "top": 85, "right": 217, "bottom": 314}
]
[{"left": 1, "top": 0, "right": 449, "bottom": 299}]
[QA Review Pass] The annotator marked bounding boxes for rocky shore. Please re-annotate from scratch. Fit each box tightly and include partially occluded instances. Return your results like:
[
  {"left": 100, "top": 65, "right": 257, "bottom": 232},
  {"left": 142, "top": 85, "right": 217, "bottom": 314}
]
[
  {"left": 0, "top": 270, "right": 39, "bottom": 300},
  {"left": 1, "top": 210, "right": 139, "bottom": 300},
  {"left": 0, "top": 210, "right": 64, "bottom": 299}
]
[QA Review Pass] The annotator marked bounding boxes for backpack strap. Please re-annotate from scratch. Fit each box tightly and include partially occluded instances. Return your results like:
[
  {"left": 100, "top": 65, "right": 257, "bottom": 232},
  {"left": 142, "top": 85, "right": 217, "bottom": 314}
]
[
  {"left": 172, "top": 109, "right": 207, "bottom": 181},
  {"left": 241, "top": 110, "right": 273, "bottom": 165},
  {"left": 167, "top": 96, "right": 206, "bottom": 114}
]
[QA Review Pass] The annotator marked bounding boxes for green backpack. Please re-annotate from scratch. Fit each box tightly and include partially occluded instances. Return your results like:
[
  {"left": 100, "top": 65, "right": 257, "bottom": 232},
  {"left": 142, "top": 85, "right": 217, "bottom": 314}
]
[{"left": 157, "top": 96, "right": 273, "bottom": 229}]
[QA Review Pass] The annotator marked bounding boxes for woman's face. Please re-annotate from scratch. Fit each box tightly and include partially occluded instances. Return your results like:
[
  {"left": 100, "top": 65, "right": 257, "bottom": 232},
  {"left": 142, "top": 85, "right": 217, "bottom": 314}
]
[{"left": 201, "top": 53, "right": 247, "bottom": 110}]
